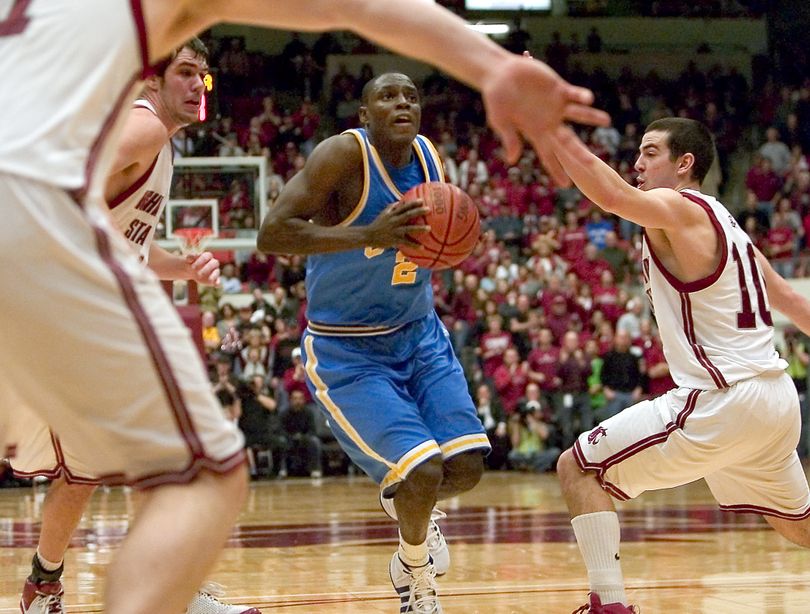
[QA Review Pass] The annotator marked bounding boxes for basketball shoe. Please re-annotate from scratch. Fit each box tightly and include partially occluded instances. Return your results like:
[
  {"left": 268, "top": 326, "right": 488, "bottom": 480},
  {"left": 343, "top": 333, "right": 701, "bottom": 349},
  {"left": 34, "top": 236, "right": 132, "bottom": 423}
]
[
  {"left": 379, "top": 494, "right": 450, "bottom": 575},
  {"left": 185, "top": 583, "right": 262, "bottom": 614},
  {"left": 20, "top": 579, "right": 64, "bottom": 614},
  {"left": 389, "top": 553, "right": 442, "bottom": 614},
  {"left": 573, "top": 592, "right": 639, "bottom": 613}
]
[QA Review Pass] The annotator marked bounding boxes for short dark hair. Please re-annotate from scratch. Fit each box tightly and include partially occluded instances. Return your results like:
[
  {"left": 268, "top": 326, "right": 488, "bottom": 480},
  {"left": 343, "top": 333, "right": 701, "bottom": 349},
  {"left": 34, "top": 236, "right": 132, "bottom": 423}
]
[
  {"left": 360, "top": 72, "right": 416, "bottom": 106},
  {"left": 645, "top": 118, "right": 715, "bottom": 184},
  {"left": 153, "top": 36, "right": 209, "bottom": 78}
]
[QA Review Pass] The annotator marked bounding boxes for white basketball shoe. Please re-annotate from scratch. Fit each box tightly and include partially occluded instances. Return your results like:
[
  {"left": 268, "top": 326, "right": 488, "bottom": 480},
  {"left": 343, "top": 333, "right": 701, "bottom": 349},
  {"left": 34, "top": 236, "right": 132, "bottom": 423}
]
[
  {"left": 380, "top": 494, "right": 450, "bottom": 576},
  {"left": 185, "top": 583, "right": 262, "bottom": 614},
  {"left": 389, "top": 553, "right": 443, "bottom": 614}
]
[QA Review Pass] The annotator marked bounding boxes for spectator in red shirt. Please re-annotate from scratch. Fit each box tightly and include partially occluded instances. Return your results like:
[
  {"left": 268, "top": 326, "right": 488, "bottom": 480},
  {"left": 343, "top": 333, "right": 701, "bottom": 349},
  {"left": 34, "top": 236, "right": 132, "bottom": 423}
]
[
  {"left": 546, "top": 295, "right": 581, "bottom": 345},
  {"left": 494, "top": 347, "right": 530, "bottom": 415},
  {"left": 558, "top": 210, "right": 589, "bottom": 263},
  {"left": 765, "top": 210, "right": 797, "bottom": 277},
  {"left": 593, "top": 269, "right": 623, "bottom": 324},
  {"left": 503, "top": 167, "right": 530, "bottom": 216},
  {"left": 745, "top": 155, "right": 783, "bottom": 215},
  {"left": 478, "top": 314, "right": 512, "bottom": 378},
  {"left": 641, "top": 333, "right": 675, "bottom": 398},
  {"left": 571, "top": 243, "right": 612, "bottom": 289},
  {"left": 527, "top": 328, "right": 560, "bottom": 398},
  {"left": 283, "top": 347, "right": 312, "bottom": 402}
]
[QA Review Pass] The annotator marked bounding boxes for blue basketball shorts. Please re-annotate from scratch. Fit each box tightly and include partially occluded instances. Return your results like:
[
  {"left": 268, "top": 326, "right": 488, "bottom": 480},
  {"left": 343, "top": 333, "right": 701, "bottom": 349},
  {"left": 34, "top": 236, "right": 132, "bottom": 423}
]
[{"left": 301, "top": 312, "right": 490, "bottom": 493}]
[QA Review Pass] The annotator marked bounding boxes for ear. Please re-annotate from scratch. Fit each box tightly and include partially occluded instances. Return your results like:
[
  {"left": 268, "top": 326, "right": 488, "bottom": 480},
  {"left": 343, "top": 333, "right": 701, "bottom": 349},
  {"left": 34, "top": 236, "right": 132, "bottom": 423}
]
[
  {"left": 358, "top": 105, "right": 369, "bottom": 127},
  {"left": 143, "top": 74, "right": 161, "bottom": 93},
  {"left": 677, "top": 152, "right": 695, "bottom": 178}
]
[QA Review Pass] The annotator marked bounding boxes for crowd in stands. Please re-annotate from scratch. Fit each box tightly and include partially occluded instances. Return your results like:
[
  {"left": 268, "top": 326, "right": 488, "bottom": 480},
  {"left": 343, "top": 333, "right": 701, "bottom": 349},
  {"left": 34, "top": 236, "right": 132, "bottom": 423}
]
[
  {"left": 5, "top": 22, "right": 810, "bottom": 487},
  {"left": 160, "top": 27, "right": 810, "bottom": 479}
]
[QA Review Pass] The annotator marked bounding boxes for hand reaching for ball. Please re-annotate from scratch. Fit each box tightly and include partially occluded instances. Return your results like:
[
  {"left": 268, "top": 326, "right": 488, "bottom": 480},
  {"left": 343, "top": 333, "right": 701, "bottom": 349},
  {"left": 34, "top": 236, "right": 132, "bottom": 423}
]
[{"left": 365, "top": 199, "right": 431, "bottom": 249}]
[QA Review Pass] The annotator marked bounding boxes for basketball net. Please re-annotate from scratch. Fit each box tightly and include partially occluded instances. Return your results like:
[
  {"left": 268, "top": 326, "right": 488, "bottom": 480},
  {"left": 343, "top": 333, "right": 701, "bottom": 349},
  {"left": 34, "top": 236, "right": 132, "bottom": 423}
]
[
  {"left": 172, "top": 228, "right": 214, "bottom": 304},
  {"left": 174, "top": 227, "right": 214, "bottom": 257}
]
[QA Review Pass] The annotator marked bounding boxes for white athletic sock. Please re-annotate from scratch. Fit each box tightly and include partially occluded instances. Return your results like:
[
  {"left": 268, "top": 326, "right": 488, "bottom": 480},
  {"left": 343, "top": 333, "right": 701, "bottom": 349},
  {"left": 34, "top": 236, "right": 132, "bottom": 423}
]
[
  {"left": 571, "top": 511, "right": 627, "bottom": 606},
  {"left": 36, "top": 549, "right": 63, "bottom": 572},
  {"left": 398, "top": 533, "right": 429, "bottom": 568}
]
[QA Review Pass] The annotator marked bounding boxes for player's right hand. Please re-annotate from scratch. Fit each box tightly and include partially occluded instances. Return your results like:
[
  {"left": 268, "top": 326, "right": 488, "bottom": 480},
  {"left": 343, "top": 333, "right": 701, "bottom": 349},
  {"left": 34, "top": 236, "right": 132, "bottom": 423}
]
[{"left": 366, "top": 199, "right": 430, "bottom": 249}]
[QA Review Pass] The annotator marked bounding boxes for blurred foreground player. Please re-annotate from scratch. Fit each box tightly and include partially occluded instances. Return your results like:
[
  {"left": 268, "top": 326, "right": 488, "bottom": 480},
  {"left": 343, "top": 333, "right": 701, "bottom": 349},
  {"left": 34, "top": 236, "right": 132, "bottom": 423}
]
[{"left": 10, "top": 38, "right": 260, "bottom": 614}]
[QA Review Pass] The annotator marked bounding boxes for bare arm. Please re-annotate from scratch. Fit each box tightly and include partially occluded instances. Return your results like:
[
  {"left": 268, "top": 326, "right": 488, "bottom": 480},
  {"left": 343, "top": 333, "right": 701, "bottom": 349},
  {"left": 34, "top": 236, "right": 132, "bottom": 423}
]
[
  {"left": 143, "top": 0, "right": 609, "bottom": 183},
  {"left": 104, "top": 108, "right": 167, "bottom": 203},
  {"left": 256, "top": 135, "right": 428, "bottom": 255},
  {"left": 754, "top": 246, "right": 810, "bottom": 335},
  {"left": 548, "top": 127, "right": 707, "bottom": 230},
  {"left": 146, "top": 243, "right": 221, "bottom": 285}
]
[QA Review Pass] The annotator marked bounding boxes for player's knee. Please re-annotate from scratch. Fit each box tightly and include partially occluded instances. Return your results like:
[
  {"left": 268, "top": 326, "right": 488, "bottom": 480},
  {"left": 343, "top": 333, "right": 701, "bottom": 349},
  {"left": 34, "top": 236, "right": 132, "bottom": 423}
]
[
  {"left": 407, "top": 456, "right": 444, "bottom": 491},
  {"left": 556, "top": 448, "right": 579, "bottom": 484},
  {"left": 444, "top": 451, "right": 485, "bottom": 491}
]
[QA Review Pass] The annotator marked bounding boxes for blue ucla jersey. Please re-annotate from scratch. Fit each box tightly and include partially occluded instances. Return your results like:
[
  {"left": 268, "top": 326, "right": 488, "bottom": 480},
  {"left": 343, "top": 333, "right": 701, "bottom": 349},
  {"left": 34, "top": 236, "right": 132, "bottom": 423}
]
[{"left": 305, "top": 128, "right": 445, "bottom": 333}]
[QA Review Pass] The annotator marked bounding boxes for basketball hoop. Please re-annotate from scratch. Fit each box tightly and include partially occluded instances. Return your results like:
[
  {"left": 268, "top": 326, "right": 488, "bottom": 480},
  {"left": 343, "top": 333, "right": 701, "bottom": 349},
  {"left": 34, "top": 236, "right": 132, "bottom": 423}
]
[
  {"left": 174, "top": 227, "right": 214, "bottom": 256},
  {"left": 172, "top": 228, "right": 214, "bottom": 307}
]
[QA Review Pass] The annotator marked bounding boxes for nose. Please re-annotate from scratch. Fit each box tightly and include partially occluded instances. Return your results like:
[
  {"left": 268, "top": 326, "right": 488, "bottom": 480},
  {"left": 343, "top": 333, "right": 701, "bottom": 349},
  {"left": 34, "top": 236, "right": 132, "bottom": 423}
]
[{"left": 633, "top": 155, "right": 643, "bottom": 173}]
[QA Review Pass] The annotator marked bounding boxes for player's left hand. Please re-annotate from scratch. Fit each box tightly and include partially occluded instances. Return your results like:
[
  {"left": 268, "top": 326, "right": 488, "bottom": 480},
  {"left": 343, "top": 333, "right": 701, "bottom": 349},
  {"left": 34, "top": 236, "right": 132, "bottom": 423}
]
[{"left": 187, "top": 251, "right": 221, "bottom": 286}]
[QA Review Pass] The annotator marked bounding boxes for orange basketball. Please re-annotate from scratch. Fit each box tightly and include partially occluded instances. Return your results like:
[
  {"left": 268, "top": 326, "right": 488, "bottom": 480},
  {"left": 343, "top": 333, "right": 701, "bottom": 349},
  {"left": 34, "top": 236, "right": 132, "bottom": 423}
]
[{"left": 398, "top": 182, "right": 480, "bottom": 270}]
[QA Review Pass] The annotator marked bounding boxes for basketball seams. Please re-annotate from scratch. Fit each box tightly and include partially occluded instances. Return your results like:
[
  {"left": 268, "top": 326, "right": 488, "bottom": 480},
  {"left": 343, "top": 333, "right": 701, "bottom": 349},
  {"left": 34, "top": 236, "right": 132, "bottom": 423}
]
[{"left": 399, "top": 181, "right": 480, "bottom": 269}]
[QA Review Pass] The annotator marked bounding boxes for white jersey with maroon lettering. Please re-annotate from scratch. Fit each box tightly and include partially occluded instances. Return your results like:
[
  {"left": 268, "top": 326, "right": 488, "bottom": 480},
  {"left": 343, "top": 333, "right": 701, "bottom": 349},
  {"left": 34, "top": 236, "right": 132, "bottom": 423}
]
[
  {"left": 641, "top": 188, "right": 784, "bottom": 390},
  {"left": 109, "top": 100, "right": 173, "bottom": 264},
  {"left": 0, "top": 0, "right": 149, "bottom": 200},
  {"left": 0, "top": 0, "right": 246, "bottom": 484}
]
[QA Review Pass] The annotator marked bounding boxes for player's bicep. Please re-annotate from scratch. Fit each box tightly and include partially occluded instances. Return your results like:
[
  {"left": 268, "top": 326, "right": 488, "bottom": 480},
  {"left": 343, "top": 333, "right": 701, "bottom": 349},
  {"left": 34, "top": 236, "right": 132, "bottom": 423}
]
[
  {"left": 611, "top": 188, "right": 693, "bottom": 230},
  {"left": 267, "top": 136, "right": 357, "bottom": 222}
]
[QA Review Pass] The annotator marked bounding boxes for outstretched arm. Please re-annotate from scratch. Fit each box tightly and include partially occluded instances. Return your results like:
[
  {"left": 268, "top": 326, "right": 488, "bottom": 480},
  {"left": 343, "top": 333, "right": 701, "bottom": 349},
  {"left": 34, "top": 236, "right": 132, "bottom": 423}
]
[
  {"left": 145, "top": 0, "right": 610, "bottom": 184},
  {"left": 754, "top": 246, "right": 810, "bottom": 335},
  {"left": 548, "top": 127, "right": 706, "bottom": 230}
]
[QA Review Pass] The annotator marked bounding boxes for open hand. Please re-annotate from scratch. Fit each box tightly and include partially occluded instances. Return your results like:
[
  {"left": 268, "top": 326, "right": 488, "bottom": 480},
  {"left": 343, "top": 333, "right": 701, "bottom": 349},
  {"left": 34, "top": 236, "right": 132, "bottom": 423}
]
[{"left": 481, "top": 54, "right": 610, "bottom": 186}]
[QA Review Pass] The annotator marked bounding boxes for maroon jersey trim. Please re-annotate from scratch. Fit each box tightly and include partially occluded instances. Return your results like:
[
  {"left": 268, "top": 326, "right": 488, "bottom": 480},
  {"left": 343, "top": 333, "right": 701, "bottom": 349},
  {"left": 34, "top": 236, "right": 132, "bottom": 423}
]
[
  {"left": 719, "top": 503, "right": 810, "bottom": 520},
  {"left": 129, "top": 0, "right": 151, "bottom": 78},
  {"left": 643, "top": 192, "right": 728, "bottom": 294},
  {"left": 108, "top": 154, "right": 159, "bottom": 209},
  {"left": 11, "top": 431, "right": 103, "bottom": 485},
  {"left": 73, "top": 77, "right": 138, "bottom": 204},
  {"left": 680, "top": 292, "right": 729, "bottom": 389}
]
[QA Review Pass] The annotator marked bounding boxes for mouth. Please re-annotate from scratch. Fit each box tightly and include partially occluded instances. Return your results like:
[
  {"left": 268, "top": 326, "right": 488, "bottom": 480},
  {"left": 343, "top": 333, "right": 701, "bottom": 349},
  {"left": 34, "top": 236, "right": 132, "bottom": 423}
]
[{"left": 393, "top": 115, "right": 414, "bottom": 126}]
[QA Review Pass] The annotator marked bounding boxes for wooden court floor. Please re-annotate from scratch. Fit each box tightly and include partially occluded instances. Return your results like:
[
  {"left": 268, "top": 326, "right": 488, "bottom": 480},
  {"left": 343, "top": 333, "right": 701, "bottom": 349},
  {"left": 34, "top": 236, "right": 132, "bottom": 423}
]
[{"left": 2, "top": 470, "right": 810, "bottom": 613}]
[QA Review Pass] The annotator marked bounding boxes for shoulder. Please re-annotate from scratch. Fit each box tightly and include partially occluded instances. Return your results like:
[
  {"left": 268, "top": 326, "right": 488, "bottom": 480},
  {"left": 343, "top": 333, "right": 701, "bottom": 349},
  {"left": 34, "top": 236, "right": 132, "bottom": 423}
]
[
  {"left": 118, "top": 107, "right": 169, "bottom": 166},
  {"left": 304, "top": 133, "right": 363, "bottom": 173},
  {"left": 128, "top": 107, "right": 170, "bottom": 146}
]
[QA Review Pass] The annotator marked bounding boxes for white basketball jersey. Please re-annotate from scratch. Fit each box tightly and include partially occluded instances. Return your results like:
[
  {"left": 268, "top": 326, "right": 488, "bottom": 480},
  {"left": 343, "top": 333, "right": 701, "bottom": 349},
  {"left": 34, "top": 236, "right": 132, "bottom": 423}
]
[
  {"left": 0, "top": 0, "right": 148, "bottom": 197},
  {"left": 109, "top": 100, "right": 173, "bottom": 264},
  {"left": 641, "top": 189, "right": 784, "bottom": 390}
]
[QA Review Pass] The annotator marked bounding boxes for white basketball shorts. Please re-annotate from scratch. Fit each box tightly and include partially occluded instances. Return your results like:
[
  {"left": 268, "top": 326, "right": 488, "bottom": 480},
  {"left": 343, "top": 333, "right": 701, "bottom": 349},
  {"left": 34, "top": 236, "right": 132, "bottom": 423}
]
[
  {"left": 0, "top": 174, "right": 244, "bottom": 487},
  {"left": 574, "top": 371, "right": 810, "bottom": 518}
]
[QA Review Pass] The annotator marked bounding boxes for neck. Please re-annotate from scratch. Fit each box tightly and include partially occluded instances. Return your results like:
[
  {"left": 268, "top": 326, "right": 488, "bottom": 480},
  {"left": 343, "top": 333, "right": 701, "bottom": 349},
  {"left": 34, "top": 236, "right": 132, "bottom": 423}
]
[
  {"left": 674, "top": 178, "right": 701, "bottom": 192},
  {"left": 368, "top": 134, "right": 413, "bottom": 168},
  {"left": 142, "top": 91, "right": 184, "bottom": 138}
]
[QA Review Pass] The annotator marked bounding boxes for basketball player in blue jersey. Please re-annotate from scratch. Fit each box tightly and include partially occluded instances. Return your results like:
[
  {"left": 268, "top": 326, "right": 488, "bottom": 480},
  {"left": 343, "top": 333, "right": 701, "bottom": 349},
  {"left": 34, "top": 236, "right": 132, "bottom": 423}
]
[{"left": 258, "top": 73, "right": 488, "bottom": 613}]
